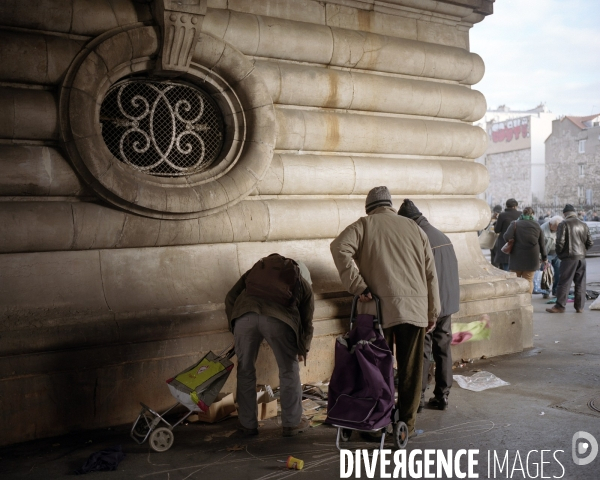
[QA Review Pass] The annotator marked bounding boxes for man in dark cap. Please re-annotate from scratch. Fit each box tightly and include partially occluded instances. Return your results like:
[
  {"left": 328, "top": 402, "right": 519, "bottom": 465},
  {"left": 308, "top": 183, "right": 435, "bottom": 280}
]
[
  {"left": 399, "top": 199, "right": 460, "bottom": 411},
  {"left": 494, "top": 199, "right": 521, "bottom": 271},
  {"left": 489, "top": 205, "right": 503, "bottom": 267},
  {"left": 546, "top": 204, "right": 593, "bottom": 313},
  {"left": 330, "top": 186, "right": 440, "bottom": 438}
]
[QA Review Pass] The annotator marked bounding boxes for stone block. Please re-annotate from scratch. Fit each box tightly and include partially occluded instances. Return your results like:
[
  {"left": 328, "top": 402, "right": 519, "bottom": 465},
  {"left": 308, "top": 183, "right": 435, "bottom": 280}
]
[
  {"left": 256, "top": 13, "right": 333, "bottom": 64},
  {"left": 99, "top": 243, "right": 241, "bottom": 312},
  {"left": 0, "top": 202, "right": 74, "bottom": 253},
  {"left": 266, "top": 199, "right": 341, "bottom": 241}
]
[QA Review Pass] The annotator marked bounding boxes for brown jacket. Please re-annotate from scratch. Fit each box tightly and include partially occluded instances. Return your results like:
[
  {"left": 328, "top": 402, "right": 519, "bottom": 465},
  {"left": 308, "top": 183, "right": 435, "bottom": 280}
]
[
  {"left": 225, "top": 272, "right": 314, "bottom": 356},
  {"left": 330, "top": 206, "right": 440, "bottom": 328}
]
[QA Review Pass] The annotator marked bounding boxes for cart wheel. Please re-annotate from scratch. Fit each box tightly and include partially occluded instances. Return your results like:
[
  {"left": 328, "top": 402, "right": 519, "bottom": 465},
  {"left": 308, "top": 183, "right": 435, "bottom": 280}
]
[
  {"left": 133, "top": 414, "right": 153, "bottom": 438},
  {"left": 149, "top": 427, "right": 174, "bottom": 452},
  {"left": 394, "top": 422, "right": 408, "bottom": 449},
  {"left": 340, "top": 429, "right": 352, "bottom": 442}
]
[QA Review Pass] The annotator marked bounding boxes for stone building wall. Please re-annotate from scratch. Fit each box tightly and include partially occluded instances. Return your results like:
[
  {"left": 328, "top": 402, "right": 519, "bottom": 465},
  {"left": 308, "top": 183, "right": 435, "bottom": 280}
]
[
  {"left": 485, "top": 148, "right": 532, "bottom": 207},
  {"left": 545, "top": 119, "right": 600, "bottom": 206},
  {"left": 0, "top": 0, "right": 532, "bottom": 446}
]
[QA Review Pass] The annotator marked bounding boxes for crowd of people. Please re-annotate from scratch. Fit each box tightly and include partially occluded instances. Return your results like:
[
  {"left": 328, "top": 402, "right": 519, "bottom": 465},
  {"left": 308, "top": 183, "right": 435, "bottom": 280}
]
[{"left": 487, "top": 198, "right": 593, "bottom": 312}]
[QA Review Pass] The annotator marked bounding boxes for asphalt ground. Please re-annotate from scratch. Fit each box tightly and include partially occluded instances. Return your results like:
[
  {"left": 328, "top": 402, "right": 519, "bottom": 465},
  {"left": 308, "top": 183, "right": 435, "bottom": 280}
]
[{"left": 2, "top": 258, "right": 600, "bottom": 480}]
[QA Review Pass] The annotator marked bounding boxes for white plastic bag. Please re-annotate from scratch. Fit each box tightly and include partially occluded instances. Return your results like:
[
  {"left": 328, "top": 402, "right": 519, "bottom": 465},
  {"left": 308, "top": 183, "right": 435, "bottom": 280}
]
[
  {"left": 453, "top": 371, "right": 510, "bottom": 392},
  {"left": 589, "top": 296, "right": 600, "bottom": 310}
]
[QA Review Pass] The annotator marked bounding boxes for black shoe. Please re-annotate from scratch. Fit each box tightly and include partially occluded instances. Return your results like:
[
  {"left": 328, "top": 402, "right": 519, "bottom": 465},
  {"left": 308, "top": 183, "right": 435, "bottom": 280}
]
[
  {"left": 428, "top": 396, "right": 449, "bottom": 411},
  {"left": 237, "top": 423, "right": 259, "bottom": 436},
  {"left": 417, "top": 393, "right": 425, "bottom": 413},
  {"left": 282, "top": 416, "right": 310, "bottom": 437}
]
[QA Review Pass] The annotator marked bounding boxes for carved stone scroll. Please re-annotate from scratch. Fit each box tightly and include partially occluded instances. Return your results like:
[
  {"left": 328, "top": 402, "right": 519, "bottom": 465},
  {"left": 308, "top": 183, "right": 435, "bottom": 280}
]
[{"left": 153, "top": 0, "right": 207, "bottom": 73}]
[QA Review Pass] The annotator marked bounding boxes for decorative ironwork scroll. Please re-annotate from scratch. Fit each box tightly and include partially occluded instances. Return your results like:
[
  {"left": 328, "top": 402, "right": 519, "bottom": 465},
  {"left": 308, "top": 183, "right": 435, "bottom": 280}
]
[{"left": 100, "top": 79, "right": 224, "bottom": 176}]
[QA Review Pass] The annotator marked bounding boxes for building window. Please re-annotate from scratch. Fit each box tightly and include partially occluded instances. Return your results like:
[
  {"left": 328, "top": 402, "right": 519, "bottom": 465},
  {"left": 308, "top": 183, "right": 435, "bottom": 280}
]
[
  {"left": 578, "top": 186, "right": 584, "bottom": 198},
  {"left": 100, "top": 79, "right": 225, "bottom": 177},
  {"left": 579, "top": 164, "right": 585, "bottom": 177},
  {"left": 579, "top": 139, "right": 586, "bottom": 153}
]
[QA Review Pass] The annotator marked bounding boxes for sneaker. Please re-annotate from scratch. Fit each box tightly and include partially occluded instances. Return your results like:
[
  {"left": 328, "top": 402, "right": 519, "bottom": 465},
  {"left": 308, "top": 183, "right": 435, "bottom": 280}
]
[
  {"left": 237, "top": 423, "right": 258, "bottom": 436},
  {"left": 282, "top": 416, "right": 310, "bottom": 437},
  {"left": 428, "top": 396, "right": 449, "bottom": 411}
]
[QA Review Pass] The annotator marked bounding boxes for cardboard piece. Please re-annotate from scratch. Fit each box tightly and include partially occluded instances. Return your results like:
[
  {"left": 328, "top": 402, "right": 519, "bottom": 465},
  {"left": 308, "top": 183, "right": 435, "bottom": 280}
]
[
  {"left": 257, "top": 385, "right": 278, "bottom": 420},
  {"left": 192, "top": 392, "right": 237, "bottom": 423}
]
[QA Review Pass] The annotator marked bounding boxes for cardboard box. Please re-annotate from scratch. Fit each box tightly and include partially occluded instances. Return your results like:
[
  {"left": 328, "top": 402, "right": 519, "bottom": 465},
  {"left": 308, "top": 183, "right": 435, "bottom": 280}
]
[
  {"left": 257, "top": 385, "right": 278, "bottom": 420},
  {"left": 192, "top": 392, "right": 237, "bottom": 423}
]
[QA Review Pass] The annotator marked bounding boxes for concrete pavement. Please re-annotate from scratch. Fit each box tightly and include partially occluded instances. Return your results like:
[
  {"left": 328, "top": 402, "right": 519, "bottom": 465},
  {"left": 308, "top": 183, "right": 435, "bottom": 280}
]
[{"left": 2, "top": 260, "right": 600, "bottom": 479}]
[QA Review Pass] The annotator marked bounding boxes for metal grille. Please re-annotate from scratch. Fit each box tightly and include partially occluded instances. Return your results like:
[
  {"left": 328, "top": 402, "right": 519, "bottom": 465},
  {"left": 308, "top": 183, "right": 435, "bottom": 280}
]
[{"left": 100, "top": 79, "right": 224, "bottom": 176}]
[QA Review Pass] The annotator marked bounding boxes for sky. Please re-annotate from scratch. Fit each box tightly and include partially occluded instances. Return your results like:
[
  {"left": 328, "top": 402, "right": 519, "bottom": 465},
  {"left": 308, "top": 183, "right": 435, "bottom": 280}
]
[{"left": 470, "top": 0, "right": 600, "bottom": 117}]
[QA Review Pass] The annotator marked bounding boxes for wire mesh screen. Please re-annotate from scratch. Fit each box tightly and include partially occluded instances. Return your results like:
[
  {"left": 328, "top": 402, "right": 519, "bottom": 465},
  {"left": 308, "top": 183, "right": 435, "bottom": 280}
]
[{"left": 100, "top": 79, "right": 225, "bottom": 176}]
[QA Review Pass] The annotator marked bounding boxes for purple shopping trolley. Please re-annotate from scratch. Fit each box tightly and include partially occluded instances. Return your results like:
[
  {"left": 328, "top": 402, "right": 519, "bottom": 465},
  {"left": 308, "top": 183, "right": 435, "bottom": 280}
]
[{"left": 327, "top": 295, "right": 408, "bottom": 451}]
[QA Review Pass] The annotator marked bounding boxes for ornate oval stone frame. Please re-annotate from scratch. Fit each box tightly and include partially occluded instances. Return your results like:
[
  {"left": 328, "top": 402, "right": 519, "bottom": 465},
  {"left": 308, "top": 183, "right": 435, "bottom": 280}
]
[{"left": 59, "top": 24, "right": 276, "bottom": 219}]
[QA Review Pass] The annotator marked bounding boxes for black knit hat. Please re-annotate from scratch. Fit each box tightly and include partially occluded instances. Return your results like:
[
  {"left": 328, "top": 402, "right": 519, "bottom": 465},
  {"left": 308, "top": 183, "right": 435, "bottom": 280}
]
[
  {"left": 493, "top": 205, "right": 502, "bottom": 214},
  {"left": 365, "top": 186, "right": 392, "bottom": 213},
  {"left": 506, "top": 198, "right": 518, "bottom": 208},
  {"left": 398, "top": 199, "right": 422, "bottom": 219},
  {"left": 563, "top": 204, "right": 575, "bottom": 213}
]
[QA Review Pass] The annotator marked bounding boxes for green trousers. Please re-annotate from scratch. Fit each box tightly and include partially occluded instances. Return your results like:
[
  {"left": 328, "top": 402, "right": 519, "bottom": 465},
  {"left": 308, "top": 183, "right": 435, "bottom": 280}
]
[{"left": 384, "top": 323, "right": 426, "bottom": 435}]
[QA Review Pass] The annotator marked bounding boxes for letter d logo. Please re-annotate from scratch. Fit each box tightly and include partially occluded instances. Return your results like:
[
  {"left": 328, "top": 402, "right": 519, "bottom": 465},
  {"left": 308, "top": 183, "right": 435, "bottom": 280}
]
[{"left": 572, "top": 431, "right": 598, "bottom": 466}]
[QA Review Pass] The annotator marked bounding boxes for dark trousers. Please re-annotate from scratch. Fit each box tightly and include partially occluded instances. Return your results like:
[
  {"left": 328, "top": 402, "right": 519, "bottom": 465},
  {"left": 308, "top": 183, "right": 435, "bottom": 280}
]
[
  {"left": 384, "top": 323, "right": 426, "bottom": 435},
  {"left": 556, "top": 257, "right": 586, "bottom": 310},
  {"left": 422, "top": 315, "right": 453, "bottom": 399}
]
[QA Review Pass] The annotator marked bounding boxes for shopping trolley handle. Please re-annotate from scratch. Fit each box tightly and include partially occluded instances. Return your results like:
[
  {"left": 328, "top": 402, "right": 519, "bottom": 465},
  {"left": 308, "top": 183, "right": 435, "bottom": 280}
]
[{"left": 349, "top": 293, "right": 383, "bottom": 329}]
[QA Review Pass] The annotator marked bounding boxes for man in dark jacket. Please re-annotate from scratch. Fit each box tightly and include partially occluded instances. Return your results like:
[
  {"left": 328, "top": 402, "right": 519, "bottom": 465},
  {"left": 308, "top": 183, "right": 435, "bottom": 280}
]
[
  {"left": 225, "top": 256, "right": 314, "bottom": 437},
  {"left": 546, "top": 204, "right": 593, "bottom": 313},
  {"left": 399, "top": 200, "right": 460, "bottom": 411},
  {"left": 494, "top": 199, "right": 521, "bottom": 271}
]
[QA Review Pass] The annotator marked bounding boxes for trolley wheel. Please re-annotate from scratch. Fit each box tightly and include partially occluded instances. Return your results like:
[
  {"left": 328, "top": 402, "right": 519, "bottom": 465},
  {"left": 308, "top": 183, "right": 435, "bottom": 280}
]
[
  {"left": 149, "top": 427, "right": 174, "bottom": 452},
  {"left": 394, "top": 421, "right": 409, "bottom": 449},
  {"left": 133, "top": 414, "right": 153, "bottom": 438},
  {"left": 340, "top": 429, "right": 352, "bottom": 442}
]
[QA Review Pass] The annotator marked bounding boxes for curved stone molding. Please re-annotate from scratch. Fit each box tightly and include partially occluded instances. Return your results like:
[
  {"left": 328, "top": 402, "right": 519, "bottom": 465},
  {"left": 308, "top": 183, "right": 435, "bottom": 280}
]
[
  {"left": 203, "top": 10, "right": 485, "bottom": 85},
  {"left": 0, "top": 238, "right": 525, "bottom": 320},
  {"left": 0, "top": 30, "right": 85, "bottom": 85},
  {"left": 275, "top": 108, "right": 488, "bottom": 158},
  {"left": 0, "top": 147, "right": 488, "bottom": 197},
  {"left": 0, "top": 146, "right": 88, "bottom": 196},
  {"left": 59, "top": 25, "right": 276, "bottom": 219},
  {"left": 259, "top": 154, "right": 489, "bottom": 196},
  {"left": 0, "top": 2, "right": 487, "bottom": 48},
  {"left": 0, "top": 0, "right": 150, "bottom": 36},
  {"left": 0, "top": 88, "right": 58, "bottom": 140},
  {"left": 0, "top": 197, "right": 490, "bottom": 253},
  {"left": 256, "top": 60, "right": 486, "bottom": 122}
]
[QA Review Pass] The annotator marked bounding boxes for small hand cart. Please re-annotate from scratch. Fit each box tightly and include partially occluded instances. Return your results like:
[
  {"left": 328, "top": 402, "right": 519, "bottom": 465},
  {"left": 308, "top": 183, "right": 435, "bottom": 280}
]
[
  {"left": 327, "top": 295, "right": 408, "bottom": 452},
  {"left": 131, "top": 346, "right": 235, "bottom": 452}
]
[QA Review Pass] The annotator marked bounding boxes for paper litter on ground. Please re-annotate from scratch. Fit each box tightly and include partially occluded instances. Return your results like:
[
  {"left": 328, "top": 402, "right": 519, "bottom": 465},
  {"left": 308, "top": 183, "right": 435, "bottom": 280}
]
[{"left": 453, "top": 371, "right": 510, "bottom": 392}]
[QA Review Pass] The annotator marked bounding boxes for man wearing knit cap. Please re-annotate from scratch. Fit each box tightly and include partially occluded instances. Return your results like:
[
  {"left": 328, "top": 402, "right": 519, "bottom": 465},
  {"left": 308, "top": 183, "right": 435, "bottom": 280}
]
[
  {"left": 546, "top": 204, "right": 593, "bottom": 314},
  {"left": 399, "top": 199, "right": 460, "bottom": 411},
  {"left": 330, "top": 186, "right": 440, "bottom": 437}
]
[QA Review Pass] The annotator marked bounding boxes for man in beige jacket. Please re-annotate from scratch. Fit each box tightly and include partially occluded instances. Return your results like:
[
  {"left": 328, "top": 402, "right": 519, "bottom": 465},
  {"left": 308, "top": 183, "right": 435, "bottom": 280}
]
[{"left": 330, "top": 186, "right": 440, "bottom": 436}]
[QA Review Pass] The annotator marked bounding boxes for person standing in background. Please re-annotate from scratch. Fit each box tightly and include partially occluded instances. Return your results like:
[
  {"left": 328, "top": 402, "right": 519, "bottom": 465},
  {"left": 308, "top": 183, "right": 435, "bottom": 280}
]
[
  {"left": 503, "top": 207, "right": 547, "bottom": 294},
  {"left": 541, "top": 216, "right": 563, "bottom": 299},
  {"left": 494, "top": 199, "right": 521, "bottom": 271},
  {"left": 546, "top": 204, "right": 593, "bottom": 314}
]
